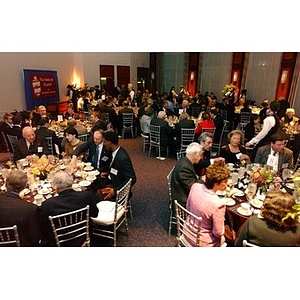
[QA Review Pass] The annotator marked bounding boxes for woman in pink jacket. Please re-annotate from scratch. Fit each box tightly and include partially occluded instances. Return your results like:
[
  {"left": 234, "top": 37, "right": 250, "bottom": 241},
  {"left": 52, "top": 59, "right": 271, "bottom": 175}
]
[{"left": 185, "top": 163, "right": 230, "bottom": 246}]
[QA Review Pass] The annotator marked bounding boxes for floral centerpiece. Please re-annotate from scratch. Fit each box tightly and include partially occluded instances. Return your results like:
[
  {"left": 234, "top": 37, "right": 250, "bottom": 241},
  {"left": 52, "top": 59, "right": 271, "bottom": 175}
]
[
  {"left": 247, "top": 167, "right": 282, "bottom": 192},
  {"left": 28, "top": 155, "right": 57, "bottom": 179}
]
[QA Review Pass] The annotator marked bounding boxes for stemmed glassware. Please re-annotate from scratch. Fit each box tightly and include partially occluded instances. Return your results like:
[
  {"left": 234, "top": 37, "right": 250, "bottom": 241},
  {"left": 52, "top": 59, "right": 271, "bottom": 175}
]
[{"left": 247, "top": 182, "right": 257, "bottom": 201}]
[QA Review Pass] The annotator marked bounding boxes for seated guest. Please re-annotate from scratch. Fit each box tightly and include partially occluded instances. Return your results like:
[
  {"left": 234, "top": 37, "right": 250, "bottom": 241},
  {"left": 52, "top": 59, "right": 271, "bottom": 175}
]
[
  {"left": 35, "top": 117, "right": 62, "bottom": 155},
  {"left": 13, "top": 126, "right": 50, "bottom": 162},
  {"left": 63, "top": 127, "right": 83, "bottom": 158},
  {"left": 61, "top": 119, "right": 88, "bottom": 149},
  {"left": 194, "top": 112, "right": 215, "bottom": 141},
  {"left": 161, "top": 101, "right": 177, "bottom": 117},
  {"left": 0, "top": 170, "right": 42, "bottom": 246},
  {"left": 171, "top": 142, "right": 203, "bottom": 210},
  {"left": 210, "top": 108, "right": 224, "bottom": 143},
  {"left": 140, "top": 107, "right": 154, "bottom": 136},
  {"left": 150, "top": 111, "right": 173, "bottom": 151},
  {"left": 220, "top": 130, "right": 251, "bottom": 165},
  {"left": 292, "top": 122, "right": 300, "bottom": 162},
  {"left": 34, "top": 105, "right": 52, "bottom": 125},
  {"left": 185, "top": 163, "right": 230, "bottom": 247},
  {"left": 7, "top": 115, "right": 23, "bottom": 139},
  {"left": 176, "top": 99, "right": 191, "bottom": 116},
  {"left": 234, "top": 190, "right": 300, "bottom": 246},
  {"left": 194, "top": 132, "right": 225, "bottom": 176},
  {"left": 254, "top": 133, "right": 294, "bottom": 173},
  {"left": 174, "top": 112, "right": 195, "bottom": 151},
  {"left": 98, "top": 98, "right": 119, "bottom": 133},
  {"left": 64, "top": 103, "right": 75, "bottom": 119},
  {"left": 90, "top": 111, "right": 108, "bottom": 133},
  {"left": 99, "top": 131, "right": 136, "bottom": 200},
  {"left": 197, "top": 103, "right": 208, "bottom": 120},
  {"left": 21, "top": 110, "right": 33, "bottom": 128},
  {"left": 41, "top": 171, "right": 99, "bottom": 246},
  {"left": 0, "top": 112, "right": 13, "bottom": 152},
  {"left": 280, "top": 108, "right": 299, "bottom": 133},
  {"left": 244, "top": 114, "right": 261, "bottom": 143},
  {"left": 70, "top": 129, "right": 111, "bottom": 173}
]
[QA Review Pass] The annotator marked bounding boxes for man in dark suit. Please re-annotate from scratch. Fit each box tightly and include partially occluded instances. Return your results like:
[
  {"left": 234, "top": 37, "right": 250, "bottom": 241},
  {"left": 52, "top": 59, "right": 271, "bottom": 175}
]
[
  {"left": 90, "top": 111, "right": 108, "bottom": 133},
  {"left": 150, "top": 111, "right": 173, "bottom": 150},
  {"left": 34, "top": 105, "right": 53, "bottom": 125},
  {"left": 194, "top": 132, "right": 225, "bottom": 176},
  {"left": 35, "top": 117, "right": 62, "bottom": 154},
  {"left": 0, "top": 112, "right": 14, "bottom": 152},
  {"left": 98, "top": 98, "right": 119, "bottom": 133},
  {"left": 99, "top": 131, "right": 136, "bottom": 200},
  {"left": 0, "top": 170, "right": 42, "bottom": 246},
  {"left": 210, "top": 108, "right": 224, "bottom": 143},
  {"left": 171, "top": 142, "right": 203, "bottom": 209},
  {"left": 13, "top": 126, "right": 50, "bottom": 162},
  {"left": 176, "top": 99, "right": 192, "bottom": 116},
  {"left": 7, "top": 115, "right": 23, "bottom": 139},
  {"left": 254, "top": 133, "right": 294, "bottom": 173},
  {"left": 174, "top": 112, "right": 195, "bottom": 151},
  {"left": 41, "top": 170, "right": 99, "bottom": 246},
  {"left": 71, "top": 129, "right": 111, "bottom": 173}
]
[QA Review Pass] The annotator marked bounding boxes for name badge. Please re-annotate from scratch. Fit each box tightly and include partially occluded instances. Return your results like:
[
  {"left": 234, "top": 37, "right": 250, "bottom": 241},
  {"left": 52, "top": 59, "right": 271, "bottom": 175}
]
[
  {"left": 110, "top": 168, "right": 118, "bottom": 176},
  {"left": 102, "top": 156, "right": 109, "bottom": 162},
  {"left": 266, "top": 154, "right": 278, "bottom": 171},
  {"left": 38, "top": 147, "right": 43, "bottom": 153}
]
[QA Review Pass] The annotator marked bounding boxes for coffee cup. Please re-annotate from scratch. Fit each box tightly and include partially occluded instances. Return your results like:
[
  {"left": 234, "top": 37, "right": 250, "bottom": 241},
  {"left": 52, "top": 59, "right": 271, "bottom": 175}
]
[
  {"left": 227, "top": 163, "right": 234, "bottom": 170},
  {"left": 241, "top": 203, "right": 250, "bottom": 214},
  {"left": 87, "top": 174, "right": 94, "bottom": 180},
  {"left": 34, "top": 194, "right": 43, "bottom": 205},
  {"left": 86, "top": 162, "right": 92, "bottom": 167}
]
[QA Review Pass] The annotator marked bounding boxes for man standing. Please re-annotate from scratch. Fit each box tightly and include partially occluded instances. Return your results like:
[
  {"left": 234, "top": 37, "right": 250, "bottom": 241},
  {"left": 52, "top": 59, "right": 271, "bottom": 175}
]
[
  {"left": 254, "top": 133, "right": 294, "bottom": 173},
  {"left": 171, "top": 142, "right": 203, "bottom": 209},
  {"left": 13, "top": 126, "right": 50, "bottom": 162},
  {"left": 194, "top": 132, "right": 225, "bottom": 176},
  {"left": 0, "top": 170, "right": 42, "bottom": 246},
  {"left": 99, "top": 131, "right": 136, "bottom": 200}
]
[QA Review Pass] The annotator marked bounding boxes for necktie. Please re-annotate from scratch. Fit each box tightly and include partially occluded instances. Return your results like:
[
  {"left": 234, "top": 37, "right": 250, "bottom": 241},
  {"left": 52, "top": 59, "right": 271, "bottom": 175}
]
[
  {"left": 92, "top": 145, "right": 100, "bottom": 168},
  {"left": 29, "top": 143, "right": 34, "bottom": 153}
]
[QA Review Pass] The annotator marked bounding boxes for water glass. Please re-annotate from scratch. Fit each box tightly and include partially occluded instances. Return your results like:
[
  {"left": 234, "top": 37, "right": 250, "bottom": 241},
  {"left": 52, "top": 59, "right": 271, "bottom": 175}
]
[
  {"left": 247, "top": 182, "right": 257, "bottom": 199},
  {"left": 231, "top": 172, "right": 239, "bottom": 186},
  {"left": 238, "top": 167, "right": 246, "bottom": 178},
  {"left": 282, "top": 169, "right": 293, "bottom": 181}
]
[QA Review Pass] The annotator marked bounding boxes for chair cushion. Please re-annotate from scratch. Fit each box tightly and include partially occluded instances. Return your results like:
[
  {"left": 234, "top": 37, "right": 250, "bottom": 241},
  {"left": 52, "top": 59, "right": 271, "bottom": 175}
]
[{"left": 91, "top": 201, "right": 125, "bottom": 225}]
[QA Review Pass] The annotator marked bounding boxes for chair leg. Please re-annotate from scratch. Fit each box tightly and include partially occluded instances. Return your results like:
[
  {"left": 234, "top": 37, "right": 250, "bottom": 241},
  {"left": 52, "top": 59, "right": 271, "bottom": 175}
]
[
  {"left": 128, "top": 198, "right": 133, "bottom": 220},
  {"left": 113, "top": 223, "right": 117, "bottom": 247}
]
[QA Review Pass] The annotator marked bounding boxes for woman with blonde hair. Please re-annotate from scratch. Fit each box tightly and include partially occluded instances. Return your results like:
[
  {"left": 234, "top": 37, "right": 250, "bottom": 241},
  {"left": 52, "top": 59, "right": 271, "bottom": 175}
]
[
  {"left": 234, "top": 190, "right": 300, "bottom": 246},
  {"left": 185, "top": 163, "right": 230, "bottom": 246},
  {"left": 220, "top": 129, "right": 251, "bottom": 164}
]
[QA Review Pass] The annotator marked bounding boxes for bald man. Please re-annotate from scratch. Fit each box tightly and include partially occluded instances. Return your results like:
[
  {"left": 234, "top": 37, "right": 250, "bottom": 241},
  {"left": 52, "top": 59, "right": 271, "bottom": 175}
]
[{"left": 13, "top": 126, "right": 50, "bottom": 162}]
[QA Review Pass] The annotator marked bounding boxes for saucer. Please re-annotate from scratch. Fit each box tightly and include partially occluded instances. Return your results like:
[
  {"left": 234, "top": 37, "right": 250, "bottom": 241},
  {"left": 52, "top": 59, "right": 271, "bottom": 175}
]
[
  {"left": 234, "top": 190, "right": 244, "bottom": 197},
  {"left": 38, "top": 189, "right": 50, "bottom": 195},
  {"left": 237, "top": 207, "right": 252, "bottom": 216},
  {"left": 84, "top": 166, "right": 94, "bottom": 171},
  {"left": 224, "top": 197, "right": 235, "bottom": 206},
  {"left": 79, "top": 180, "right": 91, "bottom": 187},
  {"left": 250, "top": 199, "right": 263, "bottom": 209},
  {"left": 216, "top": 190, "right": 226, "bottom": 196},
  {"left": 87, "top": 176, "right": 96, "bottom": 181},
  {"left": 285, "top": 183, "right": 295, "bottom": 190}
]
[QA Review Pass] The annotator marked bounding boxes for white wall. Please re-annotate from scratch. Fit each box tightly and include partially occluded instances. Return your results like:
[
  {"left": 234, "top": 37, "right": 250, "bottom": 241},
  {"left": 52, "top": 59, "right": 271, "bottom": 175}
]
[
  {"left": 0, "top": 52, "right": 149, "bottom": 113},
  {"left": 200, "top": 52, "right": 232, "bottom": 100},
  {"left": 245, "top": 52, "right": 282, "bottom": 104}
]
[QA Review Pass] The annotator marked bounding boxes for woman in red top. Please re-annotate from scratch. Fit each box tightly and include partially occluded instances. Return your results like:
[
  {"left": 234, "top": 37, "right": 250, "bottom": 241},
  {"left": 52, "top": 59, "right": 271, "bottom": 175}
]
[{"left": 195, "top": 112, "right": 215, "bottom": 141}]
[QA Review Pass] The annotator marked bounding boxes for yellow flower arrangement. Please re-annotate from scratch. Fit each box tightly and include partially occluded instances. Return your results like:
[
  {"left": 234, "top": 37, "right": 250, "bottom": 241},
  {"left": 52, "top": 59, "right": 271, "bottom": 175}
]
[{"left": 28, "top": 155, "right": 57, "bottom": 178}]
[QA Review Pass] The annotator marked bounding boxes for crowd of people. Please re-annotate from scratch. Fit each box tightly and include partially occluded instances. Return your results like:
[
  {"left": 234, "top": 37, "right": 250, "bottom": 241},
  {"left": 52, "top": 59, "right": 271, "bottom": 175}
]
[{"left": 0, "top": 83, "right": 300, "bottom": 247}]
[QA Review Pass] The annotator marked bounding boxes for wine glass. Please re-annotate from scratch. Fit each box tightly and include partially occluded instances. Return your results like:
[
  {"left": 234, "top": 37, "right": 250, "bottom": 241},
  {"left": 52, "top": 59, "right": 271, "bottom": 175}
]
[
  {"left": 231, "top": 172, "right": 239, "bottom": 187},
  {"left": 238, "top": 167, "right": 246, "bottom": 178},
  {"left": 282, "top": 169, "right": 292, "bottom": 182}
]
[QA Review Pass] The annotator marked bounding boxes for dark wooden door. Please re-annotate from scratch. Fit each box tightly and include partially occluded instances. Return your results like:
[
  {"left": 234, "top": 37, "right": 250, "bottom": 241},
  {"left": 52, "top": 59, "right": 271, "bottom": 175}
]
[
  {"left": 100, "top": 65, "right": 114, "bottom": 96},
  {"left": 117, "top": 66, "right": 130, "bottom": 87},
  {"left": 137, "top": 67, "right": 150, "bottom": 92}
]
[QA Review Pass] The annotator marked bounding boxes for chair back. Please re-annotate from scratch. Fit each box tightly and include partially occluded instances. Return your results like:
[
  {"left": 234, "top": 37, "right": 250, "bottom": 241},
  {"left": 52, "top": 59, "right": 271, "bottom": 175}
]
[
  {"left": 191, "top": 106, "right": 201, "bottom": 117},
  {"left": 45, "top": 136, "right": 54, "bottom": 155},
  {"left": 167, "top": 167, "right": 175, "bottom": 207},
  {"left": 102, "top": 113, "right": 110, "bottom": 123},
  {"left": 78, "top": 134, "right": 88, "bottom": 142},
  {"left": 149, "top": 125, "right": 160, "bottom": 147},
  {"left": 122, "top": 113, "right": 134, "bottom": 138},
  {"left": 174, "top": 200, "right": 202, "bottom": 247},
  {"left": 240, "top": 112, "right": 252, "bottom": 124},
  {"left": 48, "top": 205, "right": 90, "bottom": 247},
  {"left": 114, "top": 178, "right": 132, "bottom": 220},
  {"left": 220, "top": 109, "right": 227, "bottom": 120},
  {"left": 180, "top": 128, "right": 195, "bottom": 151},
  {"left": 176, "top": 150, "right": 186, "bottom": 160},
  {"left": 211, "top": 121, "right": 227, "bottom": 157},
  {"left": 6, "top": 134, "right": 18, "bottom": 152},
  {"left": 202, "top": 127, "right": 216, "bottom": 136},
  {"left": 0, "top": 225, "right": 20, "bottom": 247},
  {"left": 242, "top": 239, "right": 260, "bottom": 247}
]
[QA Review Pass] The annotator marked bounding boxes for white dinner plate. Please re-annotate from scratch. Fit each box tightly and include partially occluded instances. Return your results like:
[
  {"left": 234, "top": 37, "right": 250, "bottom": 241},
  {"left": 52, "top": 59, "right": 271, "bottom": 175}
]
[
  {"left": 224, "top": 197, "right": 235, "bottom": 206},
  {"left": 250, "top": 199, "right": 263, "bottom": 209},
  {"left": 92, "top": 170, "right": 100, "bottom": 176},
  {"left": 234, "top": 190, "right": 244, "bottom": 197},
  {"left": 87, "top": 176, "right": 96, "bottom": 181},
  {"left": 237, "top": 207, "right": 252, "bottom": 217},
  {"left": 285, "top": 183, "right": 295, "bottom": 190},
  {"left": 79, "top": 180, "right": 91, "bottom": 187},
  {"left": 216, "top": 190, "right": 226, "bottom": 196}
]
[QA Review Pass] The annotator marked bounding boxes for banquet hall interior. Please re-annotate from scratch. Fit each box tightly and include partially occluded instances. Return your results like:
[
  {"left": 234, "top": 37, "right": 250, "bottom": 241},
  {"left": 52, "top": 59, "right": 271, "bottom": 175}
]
[{"left": 1, "top": 51, "right": 300, "bottom": 248}]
